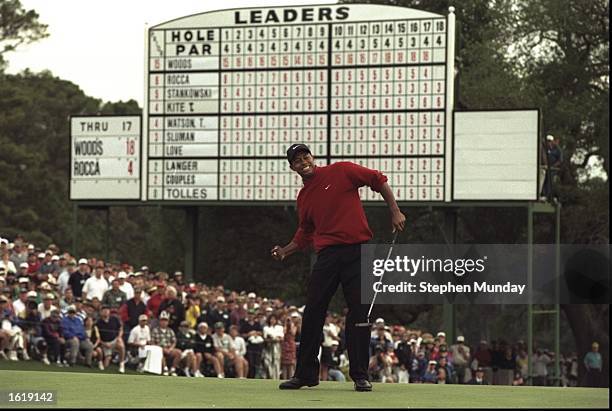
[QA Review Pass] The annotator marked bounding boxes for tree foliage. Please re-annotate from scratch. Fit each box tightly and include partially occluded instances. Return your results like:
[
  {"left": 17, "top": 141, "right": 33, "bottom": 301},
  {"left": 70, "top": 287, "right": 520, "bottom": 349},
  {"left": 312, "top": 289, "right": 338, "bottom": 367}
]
[
  {"left": 0, "top": 0, "right": 48, "bottom": 70},
  {"left": 512, "top": 0, "right": 609, "bottom": 180}
]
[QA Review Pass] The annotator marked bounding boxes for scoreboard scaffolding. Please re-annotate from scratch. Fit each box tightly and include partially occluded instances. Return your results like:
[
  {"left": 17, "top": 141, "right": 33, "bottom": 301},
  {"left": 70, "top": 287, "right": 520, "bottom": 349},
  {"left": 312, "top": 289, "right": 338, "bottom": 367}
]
[{"left": 144, "top": 4, "right": 455, "bottom": 202}]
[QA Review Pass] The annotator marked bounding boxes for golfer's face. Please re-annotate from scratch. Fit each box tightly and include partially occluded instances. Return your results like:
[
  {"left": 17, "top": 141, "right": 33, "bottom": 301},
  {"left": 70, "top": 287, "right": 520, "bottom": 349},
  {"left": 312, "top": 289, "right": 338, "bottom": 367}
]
[{"left": 290, "top": 152, "right": 315, "bottom": 177}]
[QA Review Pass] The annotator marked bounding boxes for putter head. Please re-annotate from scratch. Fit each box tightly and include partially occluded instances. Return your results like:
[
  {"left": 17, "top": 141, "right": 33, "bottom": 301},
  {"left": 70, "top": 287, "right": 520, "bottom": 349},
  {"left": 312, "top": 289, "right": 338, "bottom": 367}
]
[{"left": 354, "top": 322, "right": 372, "bottom": 328}]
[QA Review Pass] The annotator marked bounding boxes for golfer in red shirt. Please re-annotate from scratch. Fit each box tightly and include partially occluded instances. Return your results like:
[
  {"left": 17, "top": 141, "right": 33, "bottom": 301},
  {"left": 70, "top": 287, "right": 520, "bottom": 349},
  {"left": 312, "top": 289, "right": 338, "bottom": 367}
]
[{"left": 272, "top": 144, "right": 405, "bottom": 391}]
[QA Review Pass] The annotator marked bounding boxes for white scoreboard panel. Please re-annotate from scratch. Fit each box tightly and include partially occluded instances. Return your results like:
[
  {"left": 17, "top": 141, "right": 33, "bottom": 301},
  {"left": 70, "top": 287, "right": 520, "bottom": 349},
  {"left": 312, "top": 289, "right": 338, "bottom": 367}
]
[
  {"left": 70, "top": 116, "right": 141, "bottom": 200},
  {"left": 453, "top": 110, "right": 539, "bottom": 201},
  {"left": 145, "top": 4, "right": 454, "bottom": 202}
]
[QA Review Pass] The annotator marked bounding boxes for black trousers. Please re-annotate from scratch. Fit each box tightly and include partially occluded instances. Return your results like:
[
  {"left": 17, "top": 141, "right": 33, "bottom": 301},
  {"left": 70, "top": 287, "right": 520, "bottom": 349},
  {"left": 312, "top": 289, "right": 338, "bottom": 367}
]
[
  {"left": 246, "top": 348, "right": 262, "bottom": 378},
  {"left": 294, "top": 243, "right": 370, "bottom": 382},
  {"left": 586, "top": 369, "right": 602, "bottom": 387}
]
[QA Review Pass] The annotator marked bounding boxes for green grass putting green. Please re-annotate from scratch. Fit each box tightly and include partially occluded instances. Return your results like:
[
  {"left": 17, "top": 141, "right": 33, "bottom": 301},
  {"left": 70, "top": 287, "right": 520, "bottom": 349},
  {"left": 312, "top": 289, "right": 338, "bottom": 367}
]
[{"left": 0, "top": 362, "right": 608, "bottom": 408}]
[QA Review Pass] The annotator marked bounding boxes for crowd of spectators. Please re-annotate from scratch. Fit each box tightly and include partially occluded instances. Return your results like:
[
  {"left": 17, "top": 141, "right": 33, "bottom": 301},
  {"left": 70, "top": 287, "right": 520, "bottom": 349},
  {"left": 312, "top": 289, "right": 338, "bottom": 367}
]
[{"left": 0, "top": 235, "right": 602, "bottom": 386}]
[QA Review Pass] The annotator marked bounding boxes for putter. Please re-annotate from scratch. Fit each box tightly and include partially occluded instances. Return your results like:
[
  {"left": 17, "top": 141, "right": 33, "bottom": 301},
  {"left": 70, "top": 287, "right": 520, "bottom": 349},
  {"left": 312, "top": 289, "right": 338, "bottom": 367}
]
[{"left": 355, "top": 230, "right": 400, "bottom": 328}]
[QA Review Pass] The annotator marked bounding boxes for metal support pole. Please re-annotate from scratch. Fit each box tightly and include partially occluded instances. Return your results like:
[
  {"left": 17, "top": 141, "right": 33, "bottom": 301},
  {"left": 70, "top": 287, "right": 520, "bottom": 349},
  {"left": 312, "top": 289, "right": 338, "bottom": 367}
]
[
  {"left": 184, "top": 207, "right": 199, "bottom": 282},
  {"left": 105, "top": 207, "right": 110, "bottom": 262},
  {"left": 72, "top": 204, "right": 78, "bottom": 257},
  {"left": 309, "top": 251, "right": 317, "bottom": 270},
  {"left": 443, "top": 209, "right": 457, "bottom": 343},
  {"left": 527, "top": 203, "right": 534, "bottom": 385},
  {"left": 554, "top": 202, "right": 561, "bottom": 385}
]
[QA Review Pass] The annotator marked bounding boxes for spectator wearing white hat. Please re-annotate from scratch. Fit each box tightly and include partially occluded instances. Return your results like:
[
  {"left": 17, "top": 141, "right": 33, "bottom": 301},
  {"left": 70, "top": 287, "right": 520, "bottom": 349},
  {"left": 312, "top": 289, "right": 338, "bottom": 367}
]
[
  {"left": 158, "top": 286, "right": 186, "bottom": 333},
  {"left": 370, "top": 323, "right": 393, "bottom": 358},
  {"left": 38, "top": 293, "right": 58, "bottom": 320},
  {"left": 47, "top": 273, "right": 58, "bottom": 289},
  {"left": 81, "top": 264, "right": 108, "bottom": 301},
  {"left": 146, "top": 284, "right": 164, "bottom": 318},
  {"left": 206, "top": 295, "right": 231, "bottom": 331},
  {"left": 68, "top": 259, "right": 90, "bottom": 298},
  {"left": 151, "top": 311, "right": 181, "bottom": 376},
  {"left": 56, "top": 254, "right": 68, "bottom": 270},
  {"left": 141, "top": 266, "right": 154, "bottom": 283},
  {"left": 128, "top": 314, "right": 151, "bottom": 372},
  {"left": 422, "top": 360, "right": 438, "bottom": 383},
  {"left": 17, "top": 276, "right": 31, "bottom": 293},
  {"left": 61, "top": 305, "right": 93, "bottom": 367},
  {"left": 450, "top": 335, "right": 471, "bottom": 384},
  {"left": 370, "top": 318, "right": 393, "bottom": 341},
  {"left": 172, "top": 271, "right": 184, "bottom": 286},
  {"left": 194, "top": 322, "right": 224, "bottom": 378},
  {"left": 38, "top": 282, "right": 52, "bottom": 298},
  {"left": 117, "top": 271, "right": 134, "bottom": 300},
  {"left": 244, "top": 292, "right": 260, "bottom": 311},
  {"left": 290, "top": 311, "right": 302, "bottom": 348},
  {"left": 17, "top": 262, "right": 29, "bottom": 279}
]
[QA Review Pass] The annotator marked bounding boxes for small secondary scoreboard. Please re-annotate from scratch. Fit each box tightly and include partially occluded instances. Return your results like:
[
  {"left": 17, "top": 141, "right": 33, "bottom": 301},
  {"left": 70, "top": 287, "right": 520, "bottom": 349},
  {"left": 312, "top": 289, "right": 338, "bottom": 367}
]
[{"left": 70, "top": 116, "right": 141, "bottom": 200}]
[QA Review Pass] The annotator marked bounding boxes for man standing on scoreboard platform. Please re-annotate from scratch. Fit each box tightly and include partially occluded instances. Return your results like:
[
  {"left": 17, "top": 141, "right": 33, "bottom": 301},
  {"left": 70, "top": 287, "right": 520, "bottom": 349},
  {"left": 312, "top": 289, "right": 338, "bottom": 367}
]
[{"left": 271, "top": 144, "right": 405, "bottom": 392}]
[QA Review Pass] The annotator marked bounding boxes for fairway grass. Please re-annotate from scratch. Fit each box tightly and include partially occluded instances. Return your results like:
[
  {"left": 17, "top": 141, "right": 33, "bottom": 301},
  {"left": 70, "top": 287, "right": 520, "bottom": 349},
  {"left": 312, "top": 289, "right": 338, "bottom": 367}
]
[{"left": 0, "top": 367, "right": 608, "bottom": 408}]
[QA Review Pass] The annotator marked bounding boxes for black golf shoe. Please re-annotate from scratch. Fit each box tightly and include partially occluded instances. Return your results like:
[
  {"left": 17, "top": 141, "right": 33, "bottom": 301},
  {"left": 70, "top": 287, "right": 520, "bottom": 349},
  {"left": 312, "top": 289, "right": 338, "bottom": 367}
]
[
  {"left": 278, "top": 377, "right": 319, "bottom": 390},
  {"left": 354, "top": 379, "right": 372, "bottom": 392}
]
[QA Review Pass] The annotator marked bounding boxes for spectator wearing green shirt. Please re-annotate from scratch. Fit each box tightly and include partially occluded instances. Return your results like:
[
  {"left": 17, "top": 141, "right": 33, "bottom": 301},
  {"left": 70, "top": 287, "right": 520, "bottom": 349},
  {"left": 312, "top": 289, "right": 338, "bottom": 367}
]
[
  {"left": 101, "top": 279, "right": 127, "bottom": 311},
  {"left": 584, "top": 342, "right": 602, "bottom": 387}
]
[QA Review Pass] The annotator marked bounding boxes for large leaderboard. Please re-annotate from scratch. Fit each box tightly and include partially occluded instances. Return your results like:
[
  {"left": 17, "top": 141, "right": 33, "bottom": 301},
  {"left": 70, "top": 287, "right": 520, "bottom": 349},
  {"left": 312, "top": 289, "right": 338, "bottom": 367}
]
[{"left": 145, "top": 4, "right": 454, "bottom": 202}]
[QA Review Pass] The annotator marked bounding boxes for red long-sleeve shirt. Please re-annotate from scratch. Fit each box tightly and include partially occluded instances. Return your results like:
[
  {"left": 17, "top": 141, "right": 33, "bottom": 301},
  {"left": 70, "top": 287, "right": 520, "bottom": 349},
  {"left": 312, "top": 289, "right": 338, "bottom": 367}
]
[{"left": 292, "top": 161, "right": 388, "bottom": 253}]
